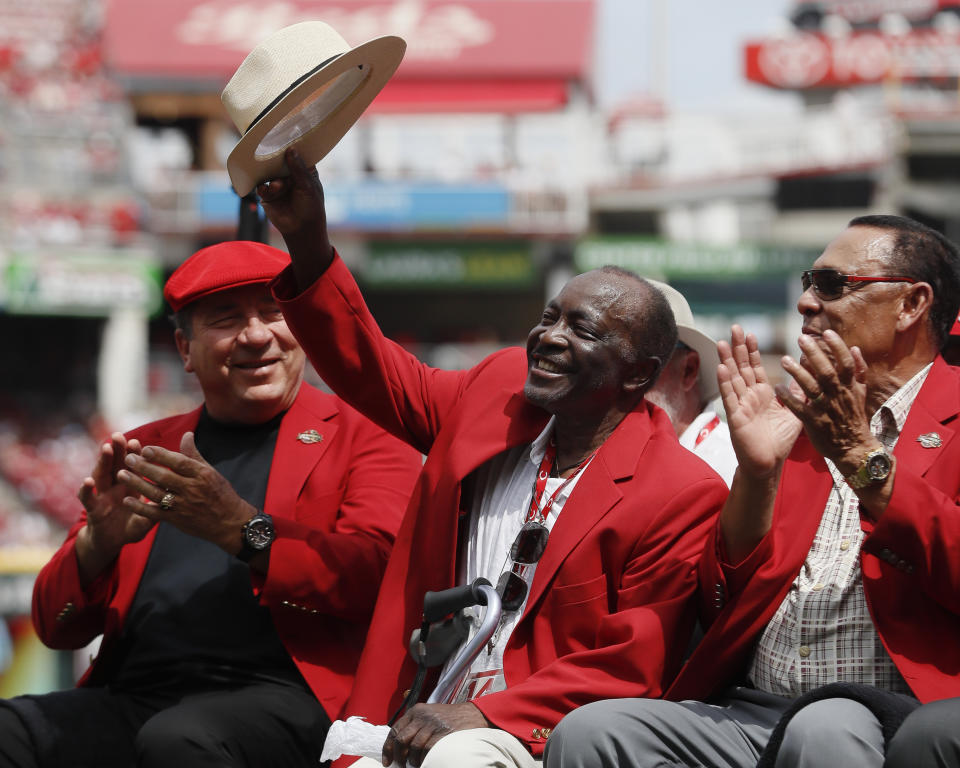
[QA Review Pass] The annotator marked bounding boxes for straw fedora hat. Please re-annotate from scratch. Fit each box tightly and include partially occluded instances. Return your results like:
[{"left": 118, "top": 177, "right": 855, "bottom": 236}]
[
  {"left": 647, "top": 279, "right": 720, "bottom": 402},
  {"left": 222, "top": 21, "right": 406, "bottom": 196}
]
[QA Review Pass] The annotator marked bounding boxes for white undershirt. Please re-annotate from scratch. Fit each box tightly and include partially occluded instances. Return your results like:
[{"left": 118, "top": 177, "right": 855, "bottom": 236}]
[{"left": 441, "top": 417, "right": 588, "bottom": 702}]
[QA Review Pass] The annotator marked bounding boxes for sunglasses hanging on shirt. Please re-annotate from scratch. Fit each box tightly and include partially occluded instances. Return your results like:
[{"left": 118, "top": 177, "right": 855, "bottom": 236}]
[
  {"left": 496, "top": 441, "right": 595, "bottom": 613},
  {"left": 497, "top": 521, "right": 550, "bottom": 611}
]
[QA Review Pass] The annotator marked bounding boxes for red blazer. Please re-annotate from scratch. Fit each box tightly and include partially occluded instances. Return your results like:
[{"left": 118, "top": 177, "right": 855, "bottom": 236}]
[
  {"left": 273, "top": 256, "right": 728, "bottom": 756},
  {"left": 32, "top": 383, "right": 421, "bottom": 721},
  {"left": 669, "top": 356, "right": 960, "bottom": 704}
]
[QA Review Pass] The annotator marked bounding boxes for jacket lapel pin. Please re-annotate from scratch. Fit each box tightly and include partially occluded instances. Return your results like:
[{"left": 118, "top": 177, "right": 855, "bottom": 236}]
[
  {"left": 297, "top": 429, "right": 324, "bottom": 444},
  {"left": 916, "top": 432, "right": 942, "bottom": 448}
]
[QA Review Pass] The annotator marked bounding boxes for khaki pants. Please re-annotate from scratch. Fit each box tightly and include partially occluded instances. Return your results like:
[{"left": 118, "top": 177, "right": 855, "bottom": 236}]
[{"left": 353, "top": 727, "right": 541, "bottom": 768}]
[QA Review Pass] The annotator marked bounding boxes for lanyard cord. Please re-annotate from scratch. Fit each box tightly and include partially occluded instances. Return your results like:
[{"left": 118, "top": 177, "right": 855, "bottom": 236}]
[{"left": 526, "top": 440, "right": 595, "bottom": 523}]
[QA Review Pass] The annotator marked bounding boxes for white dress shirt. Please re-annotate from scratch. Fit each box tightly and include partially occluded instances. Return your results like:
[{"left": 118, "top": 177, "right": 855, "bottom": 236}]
[{"left": 440, "top": 417, "right": 589, "bottom": 703}]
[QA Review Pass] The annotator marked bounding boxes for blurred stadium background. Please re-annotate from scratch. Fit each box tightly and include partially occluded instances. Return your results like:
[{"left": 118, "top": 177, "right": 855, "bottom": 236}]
[{"left": 2, "top": 0, "right": 960, "bottom": 694}]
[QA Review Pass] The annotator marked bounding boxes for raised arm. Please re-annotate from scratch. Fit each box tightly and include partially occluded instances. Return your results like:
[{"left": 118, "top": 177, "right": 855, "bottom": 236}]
[
  {"left": 715, "top": 326, "right": 802, "bottom": 564},
  {"left": 259, "top": 148, "right": 495, "bottom": 453},
  {"left": 257, "top": 148, "right": 334, "bottom": 291}
]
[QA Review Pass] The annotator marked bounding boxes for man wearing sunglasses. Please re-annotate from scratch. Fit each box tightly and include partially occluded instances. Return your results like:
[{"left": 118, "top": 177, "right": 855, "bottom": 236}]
[
  {"left": 257, "top": 149, "right": 728, "bottom": 768},
  {"left": 545, "top": 214, "right": 960, "bottom": 768}
]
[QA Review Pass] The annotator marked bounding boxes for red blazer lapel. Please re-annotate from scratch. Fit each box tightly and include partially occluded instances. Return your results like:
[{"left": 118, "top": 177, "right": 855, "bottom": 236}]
[
  {"left": 895, "top": 403, "right": 956, "bottom": 480},
  {"left": 524, "top": 407, "right": 651, "bottom": 612},
  {"left": 412, "top": 387, "right": 547, "bottom": 584},
  {"left": 525, "top": 461, "right": 621, "bottom": 612},
  {"left": 894, "top": 357, "right": 959, "bottom": 480},
  {"left": 265, "top": 384, "right": 339, "bottom": 521},
  {"left": 380, "top": 385, "right": 545, "bottom": 614},
  {"left": 352, "top": 384, "right": 547, "bottom": 704}
]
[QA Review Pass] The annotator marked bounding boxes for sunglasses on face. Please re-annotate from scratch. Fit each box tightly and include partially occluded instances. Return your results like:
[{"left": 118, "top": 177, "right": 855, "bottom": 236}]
[
  {"left": 800, "top": 269, "right": 917, "bottom": 301},
  {"left": 496, "top": 521, "right": 549, "bottom": 612}
]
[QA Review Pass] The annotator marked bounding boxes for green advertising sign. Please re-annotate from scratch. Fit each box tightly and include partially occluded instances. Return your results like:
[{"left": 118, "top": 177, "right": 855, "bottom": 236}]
[
  {"left": 365, "top": 242, "right": 536, "bottom": 288},
  {"left": 1, "top": 248, "right": 163, "bottom": 316},
  {"left": 575, "top": 238, "right": 819, "bottom": 278}
]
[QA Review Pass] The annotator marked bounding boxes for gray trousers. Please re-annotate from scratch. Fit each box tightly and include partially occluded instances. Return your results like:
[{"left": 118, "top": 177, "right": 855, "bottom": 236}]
[
  {"left": 543, "top": 687, "right": 887, "bottom": 768},
  {"left": 884, "top": 698, "right": 960, "bottom": 768}
]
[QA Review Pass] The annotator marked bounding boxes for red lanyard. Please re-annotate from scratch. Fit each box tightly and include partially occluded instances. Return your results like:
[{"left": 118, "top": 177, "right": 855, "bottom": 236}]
[
  {"left": 526, "top": 440, "right": 594, "bottom": 523},
  {"left": 694, "top": 415, "right": 721, "bottom": 448}
]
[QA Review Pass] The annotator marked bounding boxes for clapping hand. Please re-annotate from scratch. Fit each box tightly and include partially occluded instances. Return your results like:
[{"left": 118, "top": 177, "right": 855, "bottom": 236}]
[
  {"left": 75, "top": 433, "right": 156, "bottom": 582},
  {"left": 718, "top": 325, "right": 803, "bottom": 479},
  {"left": 116, "top": 432, "right": 257, "bottom": 555},
  {"left": 776, "top": 329, "right": 878, "bottom": 475}
]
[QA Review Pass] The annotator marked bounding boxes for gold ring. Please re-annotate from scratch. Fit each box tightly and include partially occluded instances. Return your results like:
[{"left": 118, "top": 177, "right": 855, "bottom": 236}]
[
  {"left": 812, "top": 392, "right": 827, "bottom": 406},
  {"left": 159, "top": 491, "right": 175, "bottom": 511}
]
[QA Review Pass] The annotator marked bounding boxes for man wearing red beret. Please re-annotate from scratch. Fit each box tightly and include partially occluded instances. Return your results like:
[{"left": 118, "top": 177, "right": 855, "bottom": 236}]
[{"left": 0, "top": 242, "right": 421, "bottom": 768}]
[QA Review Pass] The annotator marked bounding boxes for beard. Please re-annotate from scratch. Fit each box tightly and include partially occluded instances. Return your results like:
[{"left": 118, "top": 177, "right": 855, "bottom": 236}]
[{"left": 644, "top": 385, "right": 683, "bottom": 426}]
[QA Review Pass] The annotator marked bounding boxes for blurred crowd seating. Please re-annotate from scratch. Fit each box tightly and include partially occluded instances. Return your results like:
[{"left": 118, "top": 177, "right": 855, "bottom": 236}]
[
  {"left": 0, "top": 0, "right": 142, "bottom": 249},
  {"left": 0, "top": 413, "right": 101, "bottom": 548},
  {"left": 0, "top": 0, "right": 140, "bottom": 556},
  {"left": 0, "top": 0, "right": 113, "bottom": 112}
]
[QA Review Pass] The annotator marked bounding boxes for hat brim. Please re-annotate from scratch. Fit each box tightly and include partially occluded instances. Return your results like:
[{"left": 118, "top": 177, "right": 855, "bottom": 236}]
[
  {"left": 227, "top": 35, "right": 406, "bottom": 196},
  {"left": 678, "top": 326, "right": 721, "bottom": 403}
]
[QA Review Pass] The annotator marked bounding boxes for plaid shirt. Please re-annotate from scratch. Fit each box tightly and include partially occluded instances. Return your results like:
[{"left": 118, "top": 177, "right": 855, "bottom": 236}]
[{"left": 748, "top": 363, "right": 932, "bottom": 698}]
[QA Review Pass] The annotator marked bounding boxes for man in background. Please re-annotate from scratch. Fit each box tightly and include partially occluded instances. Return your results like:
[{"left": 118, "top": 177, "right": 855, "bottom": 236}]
[{"left": 646, "top": 280, "right": 736, "bottom": 486}]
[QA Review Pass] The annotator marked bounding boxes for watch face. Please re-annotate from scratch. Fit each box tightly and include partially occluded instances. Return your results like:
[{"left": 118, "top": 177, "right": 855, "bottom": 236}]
[
  {"left": 866, "top": 452, "right": 892, "bottom": 480},
  {"left": 245, "top": 517, "right": 275, "bottom": 550}
]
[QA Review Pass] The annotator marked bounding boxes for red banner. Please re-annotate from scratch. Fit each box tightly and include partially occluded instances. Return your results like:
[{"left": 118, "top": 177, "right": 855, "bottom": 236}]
[
  {"left": 104, "top": 0, "right": 594, "bottom": 82},
  {"left": 745, "top": 29, "right": 960, "bottom": 88}
]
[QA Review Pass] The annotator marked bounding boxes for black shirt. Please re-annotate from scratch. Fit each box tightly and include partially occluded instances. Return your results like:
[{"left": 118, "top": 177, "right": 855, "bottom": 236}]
[{"left": 110, "top": 408, "right": 305, "bottom": 693}]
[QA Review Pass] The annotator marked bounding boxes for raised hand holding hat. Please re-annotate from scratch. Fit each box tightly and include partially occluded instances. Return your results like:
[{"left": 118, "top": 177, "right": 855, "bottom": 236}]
[{"left": 222, "top": 21, "right": 405, "bottom": 196}]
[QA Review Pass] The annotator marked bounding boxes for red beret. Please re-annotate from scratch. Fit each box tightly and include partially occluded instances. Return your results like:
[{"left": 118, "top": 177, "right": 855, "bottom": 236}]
[{"left": 164, "top": 241, "right": 291, "bottom": 312}]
